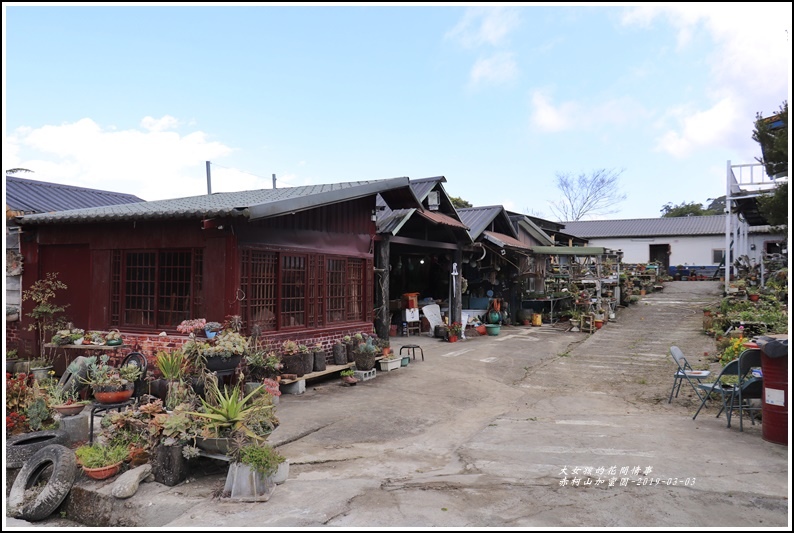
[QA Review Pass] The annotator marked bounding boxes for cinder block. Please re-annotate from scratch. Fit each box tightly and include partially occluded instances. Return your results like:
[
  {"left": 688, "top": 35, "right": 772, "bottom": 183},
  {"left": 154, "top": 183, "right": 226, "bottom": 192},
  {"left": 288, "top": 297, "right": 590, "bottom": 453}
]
[
  {"left": 353, "top": 369, "right": 376, "bottom": 382},
  {"left": 280, "top": 380, "right": 305, "bottom": 395}
]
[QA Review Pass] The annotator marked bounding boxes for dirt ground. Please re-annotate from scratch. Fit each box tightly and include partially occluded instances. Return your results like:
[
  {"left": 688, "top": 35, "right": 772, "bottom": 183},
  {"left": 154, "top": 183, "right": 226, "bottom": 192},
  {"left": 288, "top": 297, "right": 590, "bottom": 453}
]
[{"left": 6, "top": 281, "right": 790, "bottom": 529}]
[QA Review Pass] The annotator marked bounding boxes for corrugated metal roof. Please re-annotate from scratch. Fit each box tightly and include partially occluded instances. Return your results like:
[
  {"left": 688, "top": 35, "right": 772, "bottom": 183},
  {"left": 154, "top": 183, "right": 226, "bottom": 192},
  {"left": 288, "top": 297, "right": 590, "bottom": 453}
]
[
  {"left": 18, "top": 178, "right": 414, "bottom": 225},
  {"left": 483, "top": 231, "right": 532, "bottom": 251},
  {"left": 416, "top": 210, "right": 469, "bottom": 229},
  {"left": 562, "top": 216, "right": 729, "bottom": 238},
  {"left": 6, "top": 176, "right": 144, "bottom": 215},
  {"left": 530, "top": 246, "right": 611, "bottom": 256},
  {"left": 457, "top": 206, "right": 517, "bottom": 240}
]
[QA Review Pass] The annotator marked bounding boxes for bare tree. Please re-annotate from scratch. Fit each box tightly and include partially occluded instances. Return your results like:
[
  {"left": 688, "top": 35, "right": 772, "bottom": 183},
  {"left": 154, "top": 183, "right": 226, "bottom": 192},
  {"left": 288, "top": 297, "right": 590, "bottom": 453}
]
[{"left": 549, "top": 168, "right": 627, "bottom": 222}]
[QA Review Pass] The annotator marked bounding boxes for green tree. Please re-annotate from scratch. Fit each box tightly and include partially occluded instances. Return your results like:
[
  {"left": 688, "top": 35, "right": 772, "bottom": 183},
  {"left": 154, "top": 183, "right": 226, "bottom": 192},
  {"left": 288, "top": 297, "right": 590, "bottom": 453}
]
[
  {"left": 660, "top": 201, "right": 720, "bottom": 217},
  {"left": 752, "top": 101, "right": 787, "bottom": 178},
  {"left": 756, "top": 181, "right": 788, "bottom": 227},
  {"left": 449, "top": 196, "right": 472, "bottom": 209},
  {"left": 549, "top": 168, "right": 627, "bottom": 221}
]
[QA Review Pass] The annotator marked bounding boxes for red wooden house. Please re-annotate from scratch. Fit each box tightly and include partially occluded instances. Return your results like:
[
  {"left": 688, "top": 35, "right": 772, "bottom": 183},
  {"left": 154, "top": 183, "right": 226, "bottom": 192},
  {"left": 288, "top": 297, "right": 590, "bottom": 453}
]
[{"left": 15, "top": 178, "right": 419, "bottom": 368}]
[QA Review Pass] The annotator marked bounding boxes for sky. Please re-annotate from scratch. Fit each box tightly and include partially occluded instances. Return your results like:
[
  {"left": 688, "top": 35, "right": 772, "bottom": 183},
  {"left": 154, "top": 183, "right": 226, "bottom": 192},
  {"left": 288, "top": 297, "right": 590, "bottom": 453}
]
[{"left": 3, "top": 3, "right": 792, "bottom": 222}]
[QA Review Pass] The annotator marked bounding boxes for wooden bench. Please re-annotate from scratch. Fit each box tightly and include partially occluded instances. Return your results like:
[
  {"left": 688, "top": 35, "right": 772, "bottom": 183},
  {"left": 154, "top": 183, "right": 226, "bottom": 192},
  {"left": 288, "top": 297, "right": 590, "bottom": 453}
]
[{"left": 280, "top": 357, "right": 386, "bottom": 394}]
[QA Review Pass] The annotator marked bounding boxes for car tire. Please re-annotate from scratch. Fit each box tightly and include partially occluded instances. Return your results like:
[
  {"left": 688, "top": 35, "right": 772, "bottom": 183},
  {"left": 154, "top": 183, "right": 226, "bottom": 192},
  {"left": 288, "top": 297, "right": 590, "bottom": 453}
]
[
  {"left": 8, "top": 444, "right": 78, "bottom": 522},
  {"left": 6, "top": 429, "right": 70, "bottom": 469}
]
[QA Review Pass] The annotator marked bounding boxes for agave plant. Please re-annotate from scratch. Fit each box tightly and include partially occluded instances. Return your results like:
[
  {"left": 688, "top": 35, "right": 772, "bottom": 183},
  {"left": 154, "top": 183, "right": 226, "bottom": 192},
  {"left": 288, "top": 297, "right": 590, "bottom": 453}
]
[{"left": 189, "top": 380, "right": 274, "bottom": 440}]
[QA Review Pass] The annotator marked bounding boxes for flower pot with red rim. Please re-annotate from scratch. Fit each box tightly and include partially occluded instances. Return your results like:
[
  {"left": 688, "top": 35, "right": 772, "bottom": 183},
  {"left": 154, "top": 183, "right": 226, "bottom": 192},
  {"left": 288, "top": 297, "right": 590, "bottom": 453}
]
[
  {"left": 82, "top": 461, "right": 123, "bottom": 480},
  {"left": 93, "top": 383, "right": 134, "bottom": 404},
  {"left": 53, "top": 403, "right": 86, "bottom": 417}
]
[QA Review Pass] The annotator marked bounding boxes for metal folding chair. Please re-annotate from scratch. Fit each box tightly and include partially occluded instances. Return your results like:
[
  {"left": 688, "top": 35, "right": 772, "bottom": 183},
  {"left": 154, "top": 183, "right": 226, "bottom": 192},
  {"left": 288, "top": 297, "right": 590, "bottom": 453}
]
[
  {"left": 668, "top": 346, "right": 711, "bottom": 403},
  {"left": 726, "top": 348, "right": 763, "bottom": 431},
  {"left": 692, "top": 359, "right": 740, "bottom": 423}
]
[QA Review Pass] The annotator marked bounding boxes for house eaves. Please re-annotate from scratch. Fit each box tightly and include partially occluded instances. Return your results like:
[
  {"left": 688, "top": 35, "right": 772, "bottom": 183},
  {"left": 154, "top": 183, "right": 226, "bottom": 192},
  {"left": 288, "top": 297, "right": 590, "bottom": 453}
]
[
  {"left": 17, "top": 178, "right": 418, "bottom": 226},
  {"left": 458, "top": 206, "right": 518, "bottom": 241},
  {"left": 562, "top": 215, "right": 731, "bottom": 239},
  {"left": 483, "top": 231, "right": 533, "bottom": 252},
  {"left": 6, "top": 176, "right": 144, "bottom": 215}
]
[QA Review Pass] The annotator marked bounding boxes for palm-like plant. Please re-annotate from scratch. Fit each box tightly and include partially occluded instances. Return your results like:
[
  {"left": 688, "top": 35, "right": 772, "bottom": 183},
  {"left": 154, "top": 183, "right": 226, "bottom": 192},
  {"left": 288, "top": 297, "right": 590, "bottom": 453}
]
[{"left": 189, "top": 381, "right": 273, "bottom": 440}]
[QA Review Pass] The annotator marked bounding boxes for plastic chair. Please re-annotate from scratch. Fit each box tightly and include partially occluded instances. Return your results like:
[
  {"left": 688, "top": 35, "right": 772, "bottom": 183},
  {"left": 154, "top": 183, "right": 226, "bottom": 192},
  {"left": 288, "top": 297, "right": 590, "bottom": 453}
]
[
  {"left": 726, "top": 348, "right": 763, "bottom": 431},
  {"left": 421, "top": 304, "right": 443, "bottom": 337},
  {"left": 692, "top": 359, "right": 740, "bottom": 423},
  {"left": 668, "top": 346, "right": 711, "bottom": 403}
]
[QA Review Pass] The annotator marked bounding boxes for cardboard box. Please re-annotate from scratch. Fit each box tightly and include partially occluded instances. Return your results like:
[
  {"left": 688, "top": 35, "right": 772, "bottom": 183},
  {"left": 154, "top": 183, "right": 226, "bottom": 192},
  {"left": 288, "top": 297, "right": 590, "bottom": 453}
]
[{"left": 403, "top": 308, "right": 419, "bottom": 322}]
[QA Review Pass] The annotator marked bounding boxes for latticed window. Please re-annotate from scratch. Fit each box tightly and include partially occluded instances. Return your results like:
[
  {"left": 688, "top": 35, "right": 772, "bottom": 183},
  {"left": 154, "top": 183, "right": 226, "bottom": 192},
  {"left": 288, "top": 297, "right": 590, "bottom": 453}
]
[
  {"left": 111, "top": 249, "right": 203, "bottom": 329},
  {"left": 241, "top": 248, "right": 367, "bottom": 332}
]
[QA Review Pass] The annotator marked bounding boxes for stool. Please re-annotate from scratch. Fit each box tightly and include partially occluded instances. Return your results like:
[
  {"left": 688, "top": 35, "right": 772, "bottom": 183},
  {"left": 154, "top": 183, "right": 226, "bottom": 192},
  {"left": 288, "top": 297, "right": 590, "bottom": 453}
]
[
  {"left": 400, "top": 344, "right": 424, "bottom": 361},
  {"left": 88, "top": 399, "right": 135, "bottom": 444},
  {"left": 406, "top": 321, "right": 421, "bottom": 336},
  {"left": 579, "top": 313, "right": 595, "bottom": 334}
]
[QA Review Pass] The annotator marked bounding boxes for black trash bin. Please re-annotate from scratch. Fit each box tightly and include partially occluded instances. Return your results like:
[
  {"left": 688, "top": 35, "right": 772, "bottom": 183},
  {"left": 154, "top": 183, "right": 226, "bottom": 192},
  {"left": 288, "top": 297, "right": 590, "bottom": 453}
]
[{"left": 755, "top": 336, "right": 788, "bottom": 446}]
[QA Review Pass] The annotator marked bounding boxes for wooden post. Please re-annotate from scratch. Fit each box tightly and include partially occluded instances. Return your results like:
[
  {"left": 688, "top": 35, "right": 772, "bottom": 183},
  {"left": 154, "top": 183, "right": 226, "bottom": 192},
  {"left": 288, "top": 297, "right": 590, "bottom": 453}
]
[{"left": 374, "top": 235, "right": 391, "bottom": 340}]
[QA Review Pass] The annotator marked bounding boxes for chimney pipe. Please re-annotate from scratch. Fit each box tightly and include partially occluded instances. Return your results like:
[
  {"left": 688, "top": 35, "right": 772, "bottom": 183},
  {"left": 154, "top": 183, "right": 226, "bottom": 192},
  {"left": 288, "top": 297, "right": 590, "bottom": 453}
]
[
  {"left": 206, "top": 161, "right": 212, "bottom": 195},
  {"left": 272, "top": 173, "right": 277, "bottom": 189}
]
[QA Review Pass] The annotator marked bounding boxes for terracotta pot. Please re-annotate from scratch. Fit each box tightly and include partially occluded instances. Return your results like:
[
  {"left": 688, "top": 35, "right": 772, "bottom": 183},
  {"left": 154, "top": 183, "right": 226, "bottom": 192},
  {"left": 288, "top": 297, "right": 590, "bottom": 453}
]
[
  {"left": 448, "top": 335, "right": 458, "bottom": 343},
  {"left": 341, "top": 375, "right": 358, "bottom": 385},
  {"left": 52, "top": 403, "right": 86, "bottom": 417},
  {"left": 749, "top": 294, "right": 760, "bottom": 302},
  {"left": 82, "top": 461, "right": 123, "bottom": 480},
  {"left": 93, "top": 385, "right": 134, "bottom": 404},
  {"left": 594, "top": 320, "right": 604, "bottom": 330}
]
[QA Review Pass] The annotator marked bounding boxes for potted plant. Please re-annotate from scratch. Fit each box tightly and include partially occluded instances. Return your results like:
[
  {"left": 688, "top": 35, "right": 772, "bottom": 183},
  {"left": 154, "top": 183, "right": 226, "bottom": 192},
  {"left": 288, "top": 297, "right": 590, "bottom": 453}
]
[
  {"left": 312, "top": 343, "right": 326, "bottom": 372},
  {"left": 340, "top": 368, "right": 358, "bottom": 386},
  {"left": 74, "top": 354, "right": 142, "bottom": 404},
  {"left": 45, "top": 379, "right": 89, "bottom": 417},
  {"left": 377, "top": 352, "right": 401, "bottom": 372},
  {"left": 297, "top": 344, "right": 313, "bottom": 376},
  {"left": 105, "top": 329, "right": 123, "bottom": 346},
  {"left": 244, "top": 350, "right": 282, "bottom": 381},
  {"left": 332, "top": 339, "right": 347, "bottom": 365},
  {"left": 224, "top": 438, "right": 286, "bottom": 501},
  {"left": 21, "top": 272, "right": 70, "bottom": 362},
  {"left": 189, "top": 378, "right": 279, "bottom": 454},
  {"left": 204, "top": 321, "right": 223, "bottom": 339},
  {"left": 447, "top": 322, "right": 463, "bottom": 342},
  {"left": 353, "top": 337, "right": 377, "bottom": 371},
  {"left": 196, "top": 330, "right": 249, "bottom": 372},
  {"left": 74, "top": 442, "right": 129, "bottom": 480},
  {"left": 280, "top": 340, "right": 304, "bottom": 377},
  {"left": 177, "top": 318, "right": 207, "bottom": 336}
]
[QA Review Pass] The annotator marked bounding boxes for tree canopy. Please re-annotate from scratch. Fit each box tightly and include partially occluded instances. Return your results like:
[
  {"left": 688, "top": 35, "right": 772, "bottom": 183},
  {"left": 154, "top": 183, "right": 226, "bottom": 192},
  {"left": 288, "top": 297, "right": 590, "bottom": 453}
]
[
  {"left": 660, "top": 201, "right": 721, "bottom": 217},
  {"left": 449, "top": 196, "right": 472, "bottom": 209},
  {"left": 549, "top": 168, "right": 627, "bottom": 222}
]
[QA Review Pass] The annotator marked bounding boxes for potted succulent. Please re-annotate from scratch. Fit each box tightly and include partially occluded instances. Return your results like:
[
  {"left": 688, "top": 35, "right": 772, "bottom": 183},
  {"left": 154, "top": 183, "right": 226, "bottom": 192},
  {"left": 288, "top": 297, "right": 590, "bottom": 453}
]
[
  {"left": 353, "top": 337, "right": 377, "bottom": 371},
  {"left": 204, "top": 321, "right": 223, "bottom": 339},
  {"left": 332, "top": 339, "right": 347, "bottom": 365},
  {"left": 280, "top": 340, "right": 304, "bottom": 377},
  {"left": 189, "top": 378, "right": 279, "bottom": 455},
  {"left": 45, "top": 379, "right": 89, "bottom": 417},
  {"left": 340, "top": 368, "right": 358, "bottom": 386},
  {"left": 224, "top": 438, "right": 286, "bottom": 501},
  {"left": 312, "top": 343, "right": 326, "bottom": 372},
  {"left": 197, "top": 330, "right": 249, "bottom": 372},
  {"left": 377, "top": 351, "right": 401, "bottom": 372},
  {"left": 73, "top": 354, "right": 143, "bottom": 404},
  {"left": 105, "top": 329, "right": 123, "bottom": 346},
  {"left": 244, "top": 350, "right": 282, "bottom": 381}
]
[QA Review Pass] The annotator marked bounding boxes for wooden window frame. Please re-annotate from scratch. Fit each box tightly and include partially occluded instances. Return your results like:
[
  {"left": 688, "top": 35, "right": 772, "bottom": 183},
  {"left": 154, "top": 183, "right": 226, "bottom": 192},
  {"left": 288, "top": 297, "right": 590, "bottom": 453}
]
[
  {"left": 111, "top": 248, "right": 203, "bottom": 331},
  {"left": 241, "top": 247, "right": 368, "bottom": 333}
]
